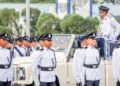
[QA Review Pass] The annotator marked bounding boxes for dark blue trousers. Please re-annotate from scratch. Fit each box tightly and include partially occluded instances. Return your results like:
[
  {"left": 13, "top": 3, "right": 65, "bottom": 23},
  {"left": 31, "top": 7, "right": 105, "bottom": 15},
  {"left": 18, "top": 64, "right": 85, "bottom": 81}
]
[
  {"left": 117, "top": 81, "right": 120, "bottom": 86},
  {"left": 40, "top": 82, "right": 56, "bottom": 86},
  {"left": 76, "top": 82, "right": 82, "bottom": 86},
  {"left": 85, "top": 80, "right": 100, "bottom": 86},
  {"left": 0, "top": 81, "right": 11, "bottom": 86}
]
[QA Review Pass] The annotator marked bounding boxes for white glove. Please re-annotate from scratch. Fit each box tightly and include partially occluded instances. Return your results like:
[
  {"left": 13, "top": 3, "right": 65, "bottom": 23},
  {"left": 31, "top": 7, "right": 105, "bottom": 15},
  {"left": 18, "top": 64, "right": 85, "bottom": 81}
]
[
  {"left": 34, "top": 79, "right": 40, "bottom": 86},
  {"left": 109, "top": 34, "right": 116, "bottom": 41}
]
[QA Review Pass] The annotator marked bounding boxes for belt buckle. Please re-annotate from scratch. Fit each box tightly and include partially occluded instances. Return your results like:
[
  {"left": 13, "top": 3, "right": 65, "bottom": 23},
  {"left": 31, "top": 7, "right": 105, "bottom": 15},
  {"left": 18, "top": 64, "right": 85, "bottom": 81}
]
[
  {"left": 93, "top": 65, "right": 96, "bottom": 68},
  {"left": 5, "top": 66, "right": 8, "bottom": 69},
  {"left": 48, "top": 68, "right": 52, "bottom": 71}
]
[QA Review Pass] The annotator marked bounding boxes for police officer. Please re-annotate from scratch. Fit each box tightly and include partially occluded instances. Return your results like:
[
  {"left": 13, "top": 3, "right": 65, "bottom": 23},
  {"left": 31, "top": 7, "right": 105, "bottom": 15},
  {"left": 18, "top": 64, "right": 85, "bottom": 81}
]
[
  {"left": 14, "top": 37, "right": 26, "bottom": 57},
  {"left": 112, "top": 34, "right": 120, "bottom": 86},
  {"left": 81, "top": 33, "right": 100, "bottom": 86},
  {"left": 31, "top": 34, "right": 45, "bottom": 86},
  {"left": 5, "top": 35, "right": 14, "bottom": 50},
  {"left": 0, "top": 33, "right": 13, "bottom": 86},
  {"left": 35, "top": 35, "right": 45, "bottom": 50},
  {"left": 32, "top": 33, "right": 57, "bottom": 86},
  {"left": 30, "top": 36, "right": 37, "bottom": 51},
  {"left": 73, "top": 37, "right": 88, "bottom": 86},
  {"left": 22, "top": 35, "right": 32, "bottom": 56},
  {"left": 98, "top": 5, "right": 120, "bottom": 40}
]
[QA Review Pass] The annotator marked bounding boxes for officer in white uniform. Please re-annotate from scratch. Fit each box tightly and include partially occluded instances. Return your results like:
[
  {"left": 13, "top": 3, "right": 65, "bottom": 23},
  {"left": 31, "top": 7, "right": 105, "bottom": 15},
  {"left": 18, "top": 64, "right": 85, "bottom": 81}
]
[
  {"left": 30, "top": 37, "right": 38, "bottom": 51},
  {"left": 81, "top": 33, "right": 101, "bottom": 86},
  {"left": 22, "top": 35, "right": 32, "bottom": 56},
  {"left": 0, "top": 33, "right": 13, "bottom": 86},
  {"left": 31, "top": 34, "right": 45, "bottom": 86},
  {"left": 98, "top": 5, "right": 120, "bottom": 40},
  {"left": 112, "top": 35, "right": 120, "bottom": 86},
  {"left": 32, "top": 34, "right": 57, "bottom": 86},
  {"left": 14, "top": 37, "right": 26, "bottom": 57},
  {"left": 73, "top": 37, "right": 88, "bottom": 86},
  {"left": 31, "top": 34, "right": 44, "bottom": 86}
]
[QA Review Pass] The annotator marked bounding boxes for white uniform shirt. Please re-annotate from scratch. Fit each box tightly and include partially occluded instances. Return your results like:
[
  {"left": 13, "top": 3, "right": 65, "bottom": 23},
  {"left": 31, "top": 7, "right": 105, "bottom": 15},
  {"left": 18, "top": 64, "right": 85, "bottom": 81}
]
[
  {"left": 82, "top": 46, "right": 101, "bottom": 81},
  {"left": 14, "top": 46, "right": 26, "bottom": 57},
  {"left": 98, "top": 14, "right": 120, "bottom": 40},
  {"left": 0, "top": 47, "right": 13, "bottom": 82},
  {"left": 32, "top": 48, "right": 56, "bottom": 86},
  {"left": 73, "top": 48, "right": 86, "bottom": 86},
  {"left": 112, "top": 47, "right": 120, "bottom": 81}
]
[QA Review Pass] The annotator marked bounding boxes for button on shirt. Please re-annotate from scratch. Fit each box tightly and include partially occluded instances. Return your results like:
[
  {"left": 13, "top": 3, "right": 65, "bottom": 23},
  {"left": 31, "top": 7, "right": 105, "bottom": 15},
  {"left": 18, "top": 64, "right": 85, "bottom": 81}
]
[{"left": 0, "top": 47, "right": 13, "bottom": 82}]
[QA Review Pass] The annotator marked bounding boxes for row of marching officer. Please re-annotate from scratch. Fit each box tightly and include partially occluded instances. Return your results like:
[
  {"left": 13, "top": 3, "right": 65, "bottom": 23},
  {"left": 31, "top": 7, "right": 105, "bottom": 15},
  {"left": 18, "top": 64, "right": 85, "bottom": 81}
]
[
  {"left": 0, "top": 33, "right": 48, "bottom": 58},
  {"left": 0, "top": 33, "right": 39, "bottom": 86},
  {"left": 0, "top": 33, "right": 58, "bottom": 86}
]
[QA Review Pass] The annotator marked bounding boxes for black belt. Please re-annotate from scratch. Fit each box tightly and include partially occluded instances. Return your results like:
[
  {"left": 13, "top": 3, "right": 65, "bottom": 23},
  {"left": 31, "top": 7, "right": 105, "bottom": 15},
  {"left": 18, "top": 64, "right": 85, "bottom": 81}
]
[
  {"left": 0, "top": 65, "right": 10, "bottom": 69},
  {"left": 41, "top": 67, "right": 54, "bottom": 71},
  {"left": 84, "top": 64, "right": 99, "bottom": 69}
]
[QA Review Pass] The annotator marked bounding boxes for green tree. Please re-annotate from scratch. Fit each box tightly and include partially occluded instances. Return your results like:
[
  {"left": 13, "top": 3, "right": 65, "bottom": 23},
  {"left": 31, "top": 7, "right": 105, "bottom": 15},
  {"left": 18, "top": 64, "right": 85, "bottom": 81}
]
[
  {"left": 60, "top": 14, "right": 100, "bottom": 34},
  {"left": 36, "top": 13, "right": 61, "bottom": 35},
  {"left": 0, "top": 8, "right": 19, "bottom": 26},
  {"left": 60, "top": 14, "right": 85, "bottom": 34},
  {"left": 21, "top": 8, "right": 41, "bottom": 36},
  {"left": 84, "top": 17, "right": 100, "bottom": 34},
  {"left": 0, "top": 26, "right": 12, "bottom": 34},
  {"left": 0, "top": 8, "right": 19, "bottom": 35}
]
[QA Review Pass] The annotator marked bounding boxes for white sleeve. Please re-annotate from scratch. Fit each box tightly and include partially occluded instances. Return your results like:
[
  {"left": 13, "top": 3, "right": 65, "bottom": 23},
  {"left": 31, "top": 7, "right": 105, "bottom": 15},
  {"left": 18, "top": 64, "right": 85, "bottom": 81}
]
[
  {"left": 111, "top": 17, "right": 120, "bottom": 39},
  {"left": 31, "top": 51, "right": 42, "bottom": 86},
  {"left": 72, "top": 49, "right": 86, "bottom": 85},
  {"left": 112, "top": 49, "right": 120, "bottom": 81},
  {"left": 72, "top": 49, "right": 82, "bottom": 83},
  {"left": 80, "top": 50, "right": 86, "bottom": 86}
]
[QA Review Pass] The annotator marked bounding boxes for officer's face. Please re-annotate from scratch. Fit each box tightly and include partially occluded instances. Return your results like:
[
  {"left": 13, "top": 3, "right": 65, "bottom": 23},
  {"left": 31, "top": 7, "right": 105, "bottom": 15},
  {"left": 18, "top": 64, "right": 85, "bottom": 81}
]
[
  {"left": 92, "top": 39, "right": 97, "bottom": 46},
  {"left": 16, "top": 41, "right": 22, "bottom": 46},
  {"left": 5, "top": 40, "right": 8, "bottom": 47},
  {"left": 44, "top": 40, "right": 52, "bottom": 48},
  {"left": 87, "top": 38, "right": 92, "bottom": 45},
  {"left": 31, "top": 42, "right": 36, "bottom": 48},
  {"left": 26, "top": 41, "right": 31, "bottom": 47},
  {"left": 0, "top": 39, "right": 7, "bottom": 48},
  {"left": 99, "top": 11, "right": 107, "bottom": 18},
  {"left": 39, "top": 40, "right": 44, "bottom": 47},
  {"left": 81, "top": 40, "right": 87, "bottom": 47},
  {"left": 6, "top": 42, "right": 12, "bottom": 48},
  {"left": 87, "top": 38, "right": 96, "bottom": 47},
  {"left": 0, "top": 39, "right": 3, "bottom": 47},
  {"left": 22, "top": 41, "right": 30, "bottom": 47}
]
